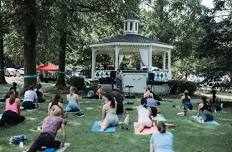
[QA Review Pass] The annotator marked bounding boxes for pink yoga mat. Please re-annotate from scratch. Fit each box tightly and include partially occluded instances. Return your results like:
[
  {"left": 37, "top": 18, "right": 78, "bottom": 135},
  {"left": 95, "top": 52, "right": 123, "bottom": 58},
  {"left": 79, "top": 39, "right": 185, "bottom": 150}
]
[{"left": 134, "top": 122, "right": 158, "bottom": 135}]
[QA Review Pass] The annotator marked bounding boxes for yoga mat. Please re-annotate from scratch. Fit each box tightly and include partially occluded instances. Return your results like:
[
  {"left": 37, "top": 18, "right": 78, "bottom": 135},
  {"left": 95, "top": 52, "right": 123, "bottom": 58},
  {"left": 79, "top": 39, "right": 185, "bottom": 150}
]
[
  {"left": 91, "top": 121, "right": 116, "bottom": 133},
  {"left": 192, "top": 116, "right": 220, "bottom": 125},
  {"left": 152, "top": 114, "right": 167, "bottom": 122},
  {"left": 134, "top": 122, "right": 158, "bottom": 135},
  {"left": 44, "top": 143, "right": 70, "bottom": 152}
]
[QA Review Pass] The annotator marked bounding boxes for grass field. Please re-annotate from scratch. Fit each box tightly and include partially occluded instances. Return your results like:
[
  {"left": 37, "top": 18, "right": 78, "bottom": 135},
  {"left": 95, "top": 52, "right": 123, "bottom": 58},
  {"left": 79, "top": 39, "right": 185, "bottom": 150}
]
[{"left": 0, "top": 83, "right": 232, "bottom": 152}]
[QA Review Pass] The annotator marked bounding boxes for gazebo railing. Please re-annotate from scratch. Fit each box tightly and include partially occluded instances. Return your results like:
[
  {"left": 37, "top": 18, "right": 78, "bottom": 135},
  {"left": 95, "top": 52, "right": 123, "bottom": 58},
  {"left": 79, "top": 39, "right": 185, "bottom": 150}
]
[
  {"left": 94, "top": 70, "right": 113, "bottom": 79},
  {"left": 150, "top": 70, "right": 171, "bottom": 82}
]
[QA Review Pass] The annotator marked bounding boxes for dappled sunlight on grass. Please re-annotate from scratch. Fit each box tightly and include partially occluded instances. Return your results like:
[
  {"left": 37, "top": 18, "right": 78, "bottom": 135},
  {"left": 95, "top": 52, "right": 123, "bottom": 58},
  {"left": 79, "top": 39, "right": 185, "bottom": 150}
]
[
  {"left": 85, "top": 107, "right": 94, "bottom": 110},
  {"left": 69, "top": 121, "right": 82, "bottom": 126},
  {"left": 27, "top": 117, "right": 37, "bottom": 121}
]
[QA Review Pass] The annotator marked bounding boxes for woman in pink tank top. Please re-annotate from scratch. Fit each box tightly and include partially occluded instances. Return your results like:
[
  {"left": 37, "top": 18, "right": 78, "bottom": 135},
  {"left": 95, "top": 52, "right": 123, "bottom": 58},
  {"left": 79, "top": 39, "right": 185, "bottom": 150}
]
[{"left": 0, "top": 90, "right": 25, "bottom": 126}]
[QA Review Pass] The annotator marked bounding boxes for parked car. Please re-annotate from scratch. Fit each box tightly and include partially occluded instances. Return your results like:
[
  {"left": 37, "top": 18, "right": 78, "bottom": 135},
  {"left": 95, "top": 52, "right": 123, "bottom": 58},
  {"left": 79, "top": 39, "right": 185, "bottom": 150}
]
[
  {"left": 4, "top": 68, "right": 10, "bottom": 76},
  {"left": 6, "top": 68, "right": 17, "bottom": 77},
  {"left": 72, "top": 69, "right": 84, "bottom": 77}
]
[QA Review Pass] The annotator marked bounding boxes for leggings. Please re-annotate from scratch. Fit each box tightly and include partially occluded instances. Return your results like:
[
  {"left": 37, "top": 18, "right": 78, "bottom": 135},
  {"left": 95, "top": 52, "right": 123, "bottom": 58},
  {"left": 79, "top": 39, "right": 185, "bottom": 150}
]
[
  {"left": 0, "top": 110, "right": 25, "bottom": 126},
  {"left": 28, "top": 133, "right": 61, "bottom": 152},
  {"left": 22, "top": 101, "right": 36, "bottom": 109}
]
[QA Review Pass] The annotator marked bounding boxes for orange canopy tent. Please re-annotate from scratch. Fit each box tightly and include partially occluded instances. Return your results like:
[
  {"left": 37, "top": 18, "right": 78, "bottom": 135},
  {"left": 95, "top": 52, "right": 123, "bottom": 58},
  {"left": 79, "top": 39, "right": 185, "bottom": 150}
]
[{"left": 36, "top": 64, "right": 59, "bottom": 71}]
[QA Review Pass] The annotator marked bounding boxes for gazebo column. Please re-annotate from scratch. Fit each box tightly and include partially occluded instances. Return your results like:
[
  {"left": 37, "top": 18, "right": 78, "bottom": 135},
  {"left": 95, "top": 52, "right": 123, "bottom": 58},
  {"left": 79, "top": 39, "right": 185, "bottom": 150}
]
[
  {"left": 114, "top": 46, "right": 119, "bottom": 70},
  {"left": 148, "top": 46, "right": 153, "bottom": 71},
  {"left": 168, "top": 50, "right": 171, "bottom": 73},
  {"left": 162, "top": 52, "right": 166, "bottom": 70},
  {"left": 91, "top": 48, "right": 96, "bottom": 79}
]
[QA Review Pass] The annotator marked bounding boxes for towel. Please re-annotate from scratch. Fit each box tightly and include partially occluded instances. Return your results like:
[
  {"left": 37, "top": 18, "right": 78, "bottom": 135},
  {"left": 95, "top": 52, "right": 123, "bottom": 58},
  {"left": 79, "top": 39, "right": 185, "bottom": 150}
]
[{"left": 134, "top": 122, "right": 158, "bottom": 135}]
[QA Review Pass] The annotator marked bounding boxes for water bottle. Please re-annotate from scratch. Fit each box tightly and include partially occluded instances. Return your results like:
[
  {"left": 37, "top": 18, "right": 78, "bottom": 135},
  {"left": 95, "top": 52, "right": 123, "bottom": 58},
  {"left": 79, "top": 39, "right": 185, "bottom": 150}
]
[{"left": 19, "top": 142, "right": 24, "bottom": 148}]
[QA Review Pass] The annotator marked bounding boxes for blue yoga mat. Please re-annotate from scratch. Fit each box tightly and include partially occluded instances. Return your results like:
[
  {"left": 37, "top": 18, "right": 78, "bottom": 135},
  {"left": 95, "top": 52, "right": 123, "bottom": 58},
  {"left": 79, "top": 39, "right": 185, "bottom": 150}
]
[
  {"left": 152, "top": 114, "right": 167, "bottom": 121},
  {"left": 44, "top": 143, "right": 70, "bottom": 152},
  {"left": 44, "top": 148, "right": 56, "bottom": 152},
  {"left": 192, "top": 116, "right": 220, "bottom": 125},
  {"left": 91, "top": 121, "right": 116, "bottom": 133}
]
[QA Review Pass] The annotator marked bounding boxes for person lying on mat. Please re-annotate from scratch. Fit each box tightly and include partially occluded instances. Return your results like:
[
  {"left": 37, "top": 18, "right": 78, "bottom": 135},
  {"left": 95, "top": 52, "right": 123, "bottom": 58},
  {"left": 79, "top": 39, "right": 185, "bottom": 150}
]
[
  {"left": 0, "top": 90, "right": 25, "bottom": 126},
  {"left": 150, "top": 122, "right": 174, "bottom": 152},
  {"left": 65, "top": 86, "right": 81, "bottom": 112},
  {"left": 28, "top": 105, "right": 66, "bottom": 152},
  {"left": 22, "top": 85, "right": 39, "bottom": 109},
  {"left": 135, "top": 98, "right": 153, "bottom": 132},
  {"left": 144, "top": 87, "right": 154, "bottom": 98},
  {"left": 100, "top": 93, "right": 118, "bottom": 132},
  {"left": 145, "top": 97, "right": 158, "bottom": 117},
  {"left": 180, "top": 90, "right": 193, "bottom": 116},
  {"left": 208, "top": 90, "right": 222, "bottom": 112},
  {"left": 48, "top": 95, "right": 64, "bottom": 118},
  {"left": 197, "top": 96, "right": 214, "bottom": 122}
]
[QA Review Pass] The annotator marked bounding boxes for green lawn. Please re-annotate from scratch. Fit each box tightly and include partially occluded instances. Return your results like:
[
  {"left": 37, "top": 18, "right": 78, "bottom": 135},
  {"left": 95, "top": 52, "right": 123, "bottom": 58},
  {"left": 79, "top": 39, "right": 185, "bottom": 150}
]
[{"left": 0, "top": 85, "right": 232, "bottom": 152}]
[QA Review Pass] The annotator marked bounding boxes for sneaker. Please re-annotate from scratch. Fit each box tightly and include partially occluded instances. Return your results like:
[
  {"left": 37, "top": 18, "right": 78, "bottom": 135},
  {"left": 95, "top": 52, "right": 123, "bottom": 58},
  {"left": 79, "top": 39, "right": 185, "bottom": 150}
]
[{"left": 73, "top": 112, "right": 84, "bottom": 117}]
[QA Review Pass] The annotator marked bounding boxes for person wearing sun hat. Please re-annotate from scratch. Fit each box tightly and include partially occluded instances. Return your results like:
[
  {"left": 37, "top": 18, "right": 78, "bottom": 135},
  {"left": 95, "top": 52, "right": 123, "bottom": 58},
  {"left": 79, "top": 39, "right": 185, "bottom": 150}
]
[{"left": 28, "top": 105, "right": 66, "bottom": 152}]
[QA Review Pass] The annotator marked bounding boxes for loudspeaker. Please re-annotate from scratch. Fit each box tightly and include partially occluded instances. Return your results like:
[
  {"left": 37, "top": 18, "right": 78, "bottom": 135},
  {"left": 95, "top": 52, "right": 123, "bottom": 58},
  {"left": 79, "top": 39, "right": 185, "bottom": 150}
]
[
  {"left": 110, "top": 71, "right": 116, "bottom": 79},
  {"left": 148, "top": 73, "right": 154, "bottom": 82}
]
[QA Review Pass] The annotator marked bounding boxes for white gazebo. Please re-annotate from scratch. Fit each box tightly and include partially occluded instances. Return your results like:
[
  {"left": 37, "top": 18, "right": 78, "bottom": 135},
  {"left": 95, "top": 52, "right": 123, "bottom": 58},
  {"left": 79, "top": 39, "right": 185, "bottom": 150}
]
[{"left": 90, "top": 17, "right": 173, "bottom": 93}]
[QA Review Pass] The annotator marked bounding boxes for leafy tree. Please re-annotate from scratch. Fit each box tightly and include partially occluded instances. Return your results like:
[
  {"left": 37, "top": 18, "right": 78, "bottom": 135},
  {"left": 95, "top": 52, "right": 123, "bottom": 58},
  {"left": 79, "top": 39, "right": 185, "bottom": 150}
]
[
  {"left": 197, "top": 0, "right": 232, "bottom": 79},
  {"left": 0, "top": 0, "right": 7, "bottom": 84}
]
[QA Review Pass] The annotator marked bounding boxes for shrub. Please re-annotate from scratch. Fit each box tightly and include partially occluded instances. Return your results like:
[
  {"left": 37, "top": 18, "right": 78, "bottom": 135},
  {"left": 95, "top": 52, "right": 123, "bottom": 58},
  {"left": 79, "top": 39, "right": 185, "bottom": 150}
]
[
  {"left": 167, "top": 80, "right": 197, "bottom": 95},
  {"left": 69, "top": 76, "right": 86, "bottom": 91}
]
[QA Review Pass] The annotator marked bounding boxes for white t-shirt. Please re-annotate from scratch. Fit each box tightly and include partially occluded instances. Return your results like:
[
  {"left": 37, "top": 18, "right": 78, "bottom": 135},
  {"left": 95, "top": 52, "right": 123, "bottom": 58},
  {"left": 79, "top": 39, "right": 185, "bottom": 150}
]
[{"left": 23, "top": 90, "right": 37, "bottom": 102}]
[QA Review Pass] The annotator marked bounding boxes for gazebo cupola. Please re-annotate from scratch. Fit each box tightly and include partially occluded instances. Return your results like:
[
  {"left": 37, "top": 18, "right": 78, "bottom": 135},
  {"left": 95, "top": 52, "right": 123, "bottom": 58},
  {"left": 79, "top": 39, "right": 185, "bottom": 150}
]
[{"left": 123, "top": 18, "right": 139, "bottom": 35}]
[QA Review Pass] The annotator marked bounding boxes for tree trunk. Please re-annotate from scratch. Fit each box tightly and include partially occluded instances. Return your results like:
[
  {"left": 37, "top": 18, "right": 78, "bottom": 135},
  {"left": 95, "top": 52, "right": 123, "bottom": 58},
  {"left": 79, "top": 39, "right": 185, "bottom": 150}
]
[
  {"left": 0, "top": 0, "right": 7, "bottom": 84},
  {"left": 23, "top": 0, "right": 37, "bottom": 90},
  {"left": 56, "top": 30, "right": 66, "bottom": 87}
]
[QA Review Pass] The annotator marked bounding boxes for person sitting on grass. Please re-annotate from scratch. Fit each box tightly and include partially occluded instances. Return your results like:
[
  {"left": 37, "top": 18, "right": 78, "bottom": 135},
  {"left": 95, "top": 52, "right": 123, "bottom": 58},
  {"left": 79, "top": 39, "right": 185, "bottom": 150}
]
[
  {"left": 95, "top": 84, "right": 103, "bottom": 99},
  {"left": 150, "top": 122, "right": 174, "bottom": 152},
  {"left": 100, "top": 93, "right": 118, "bottom": 132},
  {"left": 135, "top": 98, "right": 153, "bottom": 132},
  {"left": 9, "top": 82, "right": 18, "bottom": 92},
  {"left": 22, "top": 85, "right": 39, "bottom": 109},
  {"left": 48, "top": 95, "right": 64, "bottom": 118},
  {"left": 35, "top": 83, "right": 45, "bottom": 103},
  {"left": 0, "top": 90, "right": 25, "bottom": 126},
  {"left": 197, "top": 96, "right": 214, "bottom": 122},
  {"left": 65, "top": 86, "right": 80, "bottom": 112},
  {"left": 144, "top": 87, "right": 154, "bottom": 98},
  {"left": 180, "top": 90, "right": 193, "bottom": 116},
  {"left": 27, "top": 105, "right": 66, "bottom": 152},
  {"left": 208, "top": 90, "right": 222, "bottom": 112}
]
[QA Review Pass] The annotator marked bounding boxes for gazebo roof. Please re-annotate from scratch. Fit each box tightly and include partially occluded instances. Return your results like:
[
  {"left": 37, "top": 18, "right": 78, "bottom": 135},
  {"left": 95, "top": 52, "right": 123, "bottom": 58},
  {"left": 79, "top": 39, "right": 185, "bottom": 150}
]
[{"left": 90, "top": 34, "right": 173, "bottom": 49}]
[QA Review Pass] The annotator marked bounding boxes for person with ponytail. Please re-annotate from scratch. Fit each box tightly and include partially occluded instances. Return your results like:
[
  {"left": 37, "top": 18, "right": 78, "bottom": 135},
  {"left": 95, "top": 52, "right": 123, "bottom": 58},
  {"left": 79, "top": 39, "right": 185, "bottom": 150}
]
[
  {"left": 197, "top": 96, "right": 214, "bottom": 122},
  {"left": 208, "top": 90, "right": 222, "bottom": 112},
  {"left": 28, "top": 105, "right": 66, "bottom": 152},
  {"left": 0, "top": 90, "right": 25, "bottom": 126},
  {"left": 65, "top": 86, "right": 81, "bottom": 112},
  {"left": 135, "top": 97, "right": 153, "bottom": 132},
  {"left": 100, "top": 93, "right": 118, "bottom": 132},
  {"left": 180, "top": 90, "right": 193, "bottom": 116},
  {"left": 48, "top": 95, "right": 64, "bottom": 118},
  {"left": 150, "top": 122, "right": 174, "bottom": 152}
]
